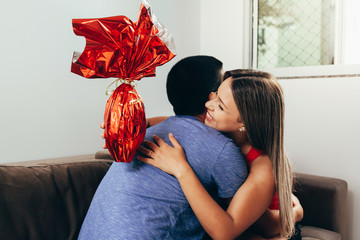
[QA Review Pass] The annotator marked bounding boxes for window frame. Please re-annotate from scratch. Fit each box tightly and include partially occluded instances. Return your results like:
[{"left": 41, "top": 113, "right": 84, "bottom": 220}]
[{"left": 249, "top": 0, "right": 360, "bottom": 79}]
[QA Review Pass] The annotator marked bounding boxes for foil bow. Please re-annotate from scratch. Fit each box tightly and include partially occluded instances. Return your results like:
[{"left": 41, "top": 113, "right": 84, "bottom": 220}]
[{"left": 71, "top": 0, "right": 175, "bottom": 162}]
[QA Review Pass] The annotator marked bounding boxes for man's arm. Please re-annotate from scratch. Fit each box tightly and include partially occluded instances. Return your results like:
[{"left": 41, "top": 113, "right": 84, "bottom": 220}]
[{"left": 146, "top": 116, "right": 169, "bottom": 128}]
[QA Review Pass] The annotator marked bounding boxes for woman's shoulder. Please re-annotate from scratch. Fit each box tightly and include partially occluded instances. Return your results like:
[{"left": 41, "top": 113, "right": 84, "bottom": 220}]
[{"left": 245, "top": 147, "right": 265, "bottom": 164}]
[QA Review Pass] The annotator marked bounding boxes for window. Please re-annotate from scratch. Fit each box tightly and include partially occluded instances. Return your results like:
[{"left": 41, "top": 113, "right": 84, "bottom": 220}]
[{"left": 251, "top": 0, "right": 360, "bottom": 78}]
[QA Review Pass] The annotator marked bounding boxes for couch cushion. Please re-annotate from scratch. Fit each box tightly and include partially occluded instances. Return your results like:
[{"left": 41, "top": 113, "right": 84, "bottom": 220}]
[
  {"left": 0, "top": 155, "right": 113, "bottom": 240},
  {"left": 302, "top": 226, "right": 341, "bottom": 240}
]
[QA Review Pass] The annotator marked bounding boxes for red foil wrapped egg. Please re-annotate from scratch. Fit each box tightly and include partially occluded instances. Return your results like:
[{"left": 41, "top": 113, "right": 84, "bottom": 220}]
[
  {"left": 71, "top": 1, "right": 175, "bottom": 162},
  {"left": 104, "top": 83, "right": 146, "bottom": 162}
]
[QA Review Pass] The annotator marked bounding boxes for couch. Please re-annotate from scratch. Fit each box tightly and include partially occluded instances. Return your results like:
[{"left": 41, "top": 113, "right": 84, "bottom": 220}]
[{"left": 0, "top": 151, "right": 348, "bottom": 240}]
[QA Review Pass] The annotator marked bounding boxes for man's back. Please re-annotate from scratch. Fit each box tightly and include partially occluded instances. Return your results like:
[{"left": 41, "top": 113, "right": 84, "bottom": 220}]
[{"left": 79, "top": 116, "right": 247, "bottom": 240}]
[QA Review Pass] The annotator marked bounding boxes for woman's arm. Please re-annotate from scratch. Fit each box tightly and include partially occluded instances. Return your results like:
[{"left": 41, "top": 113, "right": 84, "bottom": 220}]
[
  {"left": 254, "top": 194, "right": 303, "bottom": 237},
  {"left": 138, "top": 134, "right": 275, "bottom": 240}
]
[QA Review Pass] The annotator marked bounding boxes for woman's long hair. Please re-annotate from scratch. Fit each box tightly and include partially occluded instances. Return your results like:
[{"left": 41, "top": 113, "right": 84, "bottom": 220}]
[{"left": 224, "top": 69, "right": 294, "bottom": 237}]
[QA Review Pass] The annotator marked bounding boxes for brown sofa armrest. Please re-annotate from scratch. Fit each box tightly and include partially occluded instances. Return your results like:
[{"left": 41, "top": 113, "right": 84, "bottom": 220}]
[
  {"left": 95, "top": 150, "right": 114, "bottom": 160},
  {"left": 293, "top": 172, "right": 347, "bottom": 240},
  {"left": 0, "top": 155, "right": 113, "bottom": 240}
]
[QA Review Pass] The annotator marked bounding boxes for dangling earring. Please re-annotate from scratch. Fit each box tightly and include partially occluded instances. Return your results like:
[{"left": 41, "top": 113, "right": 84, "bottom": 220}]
[{"left": 239, "top": 128, "right": 243, "bottom": 132}]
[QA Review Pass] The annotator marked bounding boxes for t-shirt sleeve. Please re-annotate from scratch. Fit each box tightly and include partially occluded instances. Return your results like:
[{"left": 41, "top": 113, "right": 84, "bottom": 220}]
[{"left": 211, "top": 140, "right": 248, "bottom": 198}]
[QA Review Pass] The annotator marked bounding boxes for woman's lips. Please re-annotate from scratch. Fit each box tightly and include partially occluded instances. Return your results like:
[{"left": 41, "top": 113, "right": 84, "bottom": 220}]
[{"left": 206, "top": 111, "right": 214, "bottom": 121}]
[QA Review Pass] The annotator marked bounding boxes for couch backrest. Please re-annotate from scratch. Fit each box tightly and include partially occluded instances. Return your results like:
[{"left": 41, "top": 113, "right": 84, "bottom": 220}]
[
  {"left": 0, "top": 155, "right": 113, "bottom": 240},
  {"left": 0, "top": 153, "right": 348, "bottom": 240}
]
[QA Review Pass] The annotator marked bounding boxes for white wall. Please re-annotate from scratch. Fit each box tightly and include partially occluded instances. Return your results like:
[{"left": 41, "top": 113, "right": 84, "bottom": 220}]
[
  {"left": 200, "top": 1, "right": 359, "bottom": 239},
  {"left": 199, "top": 0, "right": 250, "bottom": 70},
  {"left": 281, "top": 77, "right": 360, "bottom": 240},
  {"left": 2, "top": 0, "right": 359, "bottom": 237},
  {"left": 0, "top": 0, "right": 201, "bottom": 163}
]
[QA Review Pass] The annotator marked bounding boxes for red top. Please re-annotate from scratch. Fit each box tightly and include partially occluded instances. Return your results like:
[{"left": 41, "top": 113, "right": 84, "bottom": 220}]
[{"left": 245, "top": 147, "right": 279, "bottom": 210}]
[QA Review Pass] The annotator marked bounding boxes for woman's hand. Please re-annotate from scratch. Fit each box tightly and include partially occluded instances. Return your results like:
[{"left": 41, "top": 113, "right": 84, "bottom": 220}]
[
  {"left": 137, "top": 133, "right": 192, "bottom": 179},
  {"left": 292, "top": 194, "right": 304, "bottom": 222}
]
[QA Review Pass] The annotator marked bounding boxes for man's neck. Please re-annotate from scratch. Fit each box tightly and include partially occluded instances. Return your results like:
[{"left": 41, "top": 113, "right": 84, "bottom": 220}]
[{"left": 193, "top": 113, "right": 206, "bottom": 123}]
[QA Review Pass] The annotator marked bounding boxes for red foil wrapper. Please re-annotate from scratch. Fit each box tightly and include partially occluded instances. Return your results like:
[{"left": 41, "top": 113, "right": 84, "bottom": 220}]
[
  {"left": 71, "top": 0, "right": 175, "bottom": 162},
  {"left": 71, "top": 1, "right": 175, "bottom": 80},
  {"left": 104, "top": 83, "right": 146, "bottom": 162}
]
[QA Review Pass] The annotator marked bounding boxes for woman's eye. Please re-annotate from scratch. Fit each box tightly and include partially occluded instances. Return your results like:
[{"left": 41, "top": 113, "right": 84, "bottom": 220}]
[{"left": 219, "top": 105, "right": 224, "bottom": 111}]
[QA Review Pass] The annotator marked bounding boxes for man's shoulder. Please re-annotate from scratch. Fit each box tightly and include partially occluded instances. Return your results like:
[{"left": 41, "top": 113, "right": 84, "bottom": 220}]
[
  {"left": 148, "top": 115, "right": 209, "bottom": 133},
  {"left": 170, "top": 116, "right": 232, "bottom": 141},
  {"left": 147, "top": 115, "right": 235, "bottom": 151}
]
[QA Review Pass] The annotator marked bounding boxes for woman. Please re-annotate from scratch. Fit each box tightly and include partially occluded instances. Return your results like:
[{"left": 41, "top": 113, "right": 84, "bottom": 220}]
[{"left": 138, "top": 69, "right": 303, "bottom": 239}]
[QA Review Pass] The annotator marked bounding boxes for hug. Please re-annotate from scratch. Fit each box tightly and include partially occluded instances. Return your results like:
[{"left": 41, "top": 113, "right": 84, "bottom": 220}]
[{"left": 79, "top": 56, "right": 303, "bottom": 240}]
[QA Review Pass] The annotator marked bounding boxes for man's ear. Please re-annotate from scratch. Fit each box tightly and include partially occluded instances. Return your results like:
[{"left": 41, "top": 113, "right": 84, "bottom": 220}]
[{"left": 208, "top": 92, "right": 216, "bottom": 101}]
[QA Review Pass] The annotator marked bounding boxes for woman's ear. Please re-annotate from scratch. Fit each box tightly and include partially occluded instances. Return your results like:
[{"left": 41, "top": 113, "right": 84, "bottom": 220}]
[
  {"left": 237, "top": 119, "right": 246, "bottom": 132},
  {"left": 239, "top": 126, "right": 246, "bottom": 132}
]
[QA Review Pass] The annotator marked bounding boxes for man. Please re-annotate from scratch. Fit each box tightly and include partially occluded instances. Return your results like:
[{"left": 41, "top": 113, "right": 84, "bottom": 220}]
[{"left": 78, "top": 56, "right": 248, "bottom": 239}]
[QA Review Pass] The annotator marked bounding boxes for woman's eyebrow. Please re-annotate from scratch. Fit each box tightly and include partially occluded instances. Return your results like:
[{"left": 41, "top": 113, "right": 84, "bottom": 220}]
[{"left": 218, "top": 96, "right": 227, "bottom": 108}]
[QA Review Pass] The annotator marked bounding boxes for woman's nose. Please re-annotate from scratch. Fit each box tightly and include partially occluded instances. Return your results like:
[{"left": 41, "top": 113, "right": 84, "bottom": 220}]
[{"left": 205, "top": 99, "right": 214, "bottom": 110}]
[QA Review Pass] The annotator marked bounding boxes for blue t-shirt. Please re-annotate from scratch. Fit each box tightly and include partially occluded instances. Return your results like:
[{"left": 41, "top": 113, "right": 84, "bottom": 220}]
[{"left": 78, "top": 116, "right": 248, "bottom": 240}]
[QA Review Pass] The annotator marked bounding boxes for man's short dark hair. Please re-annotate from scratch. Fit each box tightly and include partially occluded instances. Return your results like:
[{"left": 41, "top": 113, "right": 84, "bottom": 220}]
[{"left": 166, "top": 55, "right": 223, "bottom": 116}]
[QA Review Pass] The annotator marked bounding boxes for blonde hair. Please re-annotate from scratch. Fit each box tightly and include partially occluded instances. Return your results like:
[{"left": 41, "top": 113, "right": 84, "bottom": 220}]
[{"left": 224, "top": 69, "right": 295, "bottom": 237}]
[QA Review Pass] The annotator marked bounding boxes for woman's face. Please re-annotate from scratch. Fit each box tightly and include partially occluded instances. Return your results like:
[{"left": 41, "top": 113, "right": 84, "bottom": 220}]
[{"left": 205, "top": 77, "right": 244, "bottom": 132}]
